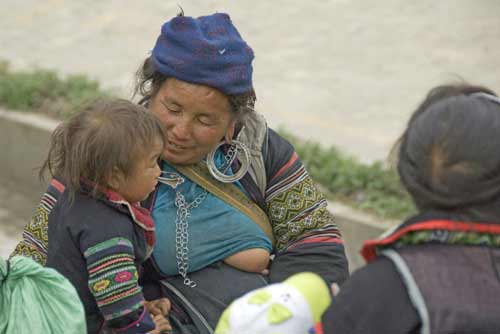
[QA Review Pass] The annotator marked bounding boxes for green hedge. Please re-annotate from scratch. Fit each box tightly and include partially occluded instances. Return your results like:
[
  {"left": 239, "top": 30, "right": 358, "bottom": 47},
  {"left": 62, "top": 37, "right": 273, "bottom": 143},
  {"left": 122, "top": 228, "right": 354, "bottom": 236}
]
[
  {"left": 0, "top": 61, "right": 108, "bottom": 119},
  {"left": 278, "top": 130, "right": 416, "bottom": 219},
  {"left": 0, "top": 61, "right": 416, "bottom": 220}
]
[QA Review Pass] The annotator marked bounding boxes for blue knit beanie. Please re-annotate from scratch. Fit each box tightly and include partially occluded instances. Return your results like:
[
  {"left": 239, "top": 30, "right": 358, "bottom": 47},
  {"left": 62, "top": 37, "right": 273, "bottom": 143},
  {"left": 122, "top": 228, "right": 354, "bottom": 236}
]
[{"left": 151, "top": 13, "right": 254, "bottom": 95}]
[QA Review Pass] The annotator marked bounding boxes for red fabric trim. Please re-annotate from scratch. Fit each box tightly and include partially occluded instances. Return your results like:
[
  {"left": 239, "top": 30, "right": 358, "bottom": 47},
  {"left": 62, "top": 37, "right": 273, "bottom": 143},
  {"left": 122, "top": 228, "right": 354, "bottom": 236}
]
[
  {"left": 105, "top": 189, "right": 126, "bottom": 203},
  {"left": 289, "top": 236, "right": 343, "bottom": 249},
  {"left": 272, "top": 152, "right": 298, "bottom": 180},
  {"left": 314, "top": 322, "right": 324, "bottom": 334},
  {"left": 108, "top": 198, "right": 156, "bottom": 247},
  {"left": 361, "top": 220, "right": 500, "bottom": 263},
  {"left": 50, "top": 178, "right": 66, "bottom": 193}
]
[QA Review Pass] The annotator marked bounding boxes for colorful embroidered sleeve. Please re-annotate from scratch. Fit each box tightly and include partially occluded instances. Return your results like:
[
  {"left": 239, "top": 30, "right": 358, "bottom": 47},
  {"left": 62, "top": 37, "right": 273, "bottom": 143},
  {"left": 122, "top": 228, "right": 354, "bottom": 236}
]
[
  {"left": 264, "top": 131, "right": 343, "bottom": 252},
  {"left": 10, "top": 179, "right": 65, "bottom": 265},
  {"left": 267, "top": 163, "right": 343, "bottom": 251},
  {"left": 264, "top": 129, "right": 349, "bottom": 284},
  {"left": 84, "top": 237, "right": 154, "bottom": 333}
]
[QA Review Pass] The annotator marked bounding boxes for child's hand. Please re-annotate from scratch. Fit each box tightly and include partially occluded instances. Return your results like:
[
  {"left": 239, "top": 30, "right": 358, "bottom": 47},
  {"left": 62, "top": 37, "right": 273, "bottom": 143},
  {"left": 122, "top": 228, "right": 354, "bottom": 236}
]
[
  {"left": 260, "top": 268, "right": 269, "bottom": 275},
  {"left": 145, "top": 298, "right": 171, "bottom": 316},
  {"left": 149, "top": 314, "right": 172, "bottom": 334}
]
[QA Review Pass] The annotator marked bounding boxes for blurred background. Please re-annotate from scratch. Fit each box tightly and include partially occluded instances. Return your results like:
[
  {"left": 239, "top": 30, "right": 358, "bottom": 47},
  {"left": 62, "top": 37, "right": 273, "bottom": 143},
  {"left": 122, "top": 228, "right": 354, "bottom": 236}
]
[{"left": 1, "top": 0, "right": 499, "bottom": 259}]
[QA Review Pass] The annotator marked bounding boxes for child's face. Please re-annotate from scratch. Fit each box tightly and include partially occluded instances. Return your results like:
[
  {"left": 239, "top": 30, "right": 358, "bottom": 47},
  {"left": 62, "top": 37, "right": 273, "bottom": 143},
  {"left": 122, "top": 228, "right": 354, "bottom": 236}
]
[{"left": 115, "top": 138, "right": 163, "bottom": 203}]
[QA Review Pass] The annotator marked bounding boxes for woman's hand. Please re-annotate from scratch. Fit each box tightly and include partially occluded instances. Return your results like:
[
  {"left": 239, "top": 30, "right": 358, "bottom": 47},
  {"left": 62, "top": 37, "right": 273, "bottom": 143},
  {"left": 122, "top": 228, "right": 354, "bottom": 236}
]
[{"left": 145, "top": 297, "right": 171, "bottom": 316}]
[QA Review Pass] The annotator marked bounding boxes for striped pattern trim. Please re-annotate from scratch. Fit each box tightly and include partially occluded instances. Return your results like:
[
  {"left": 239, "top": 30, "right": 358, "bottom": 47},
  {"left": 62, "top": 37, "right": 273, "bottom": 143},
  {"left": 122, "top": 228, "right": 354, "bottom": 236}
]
[
  {"left": 98, "top": 286, "right": 141, "bottom": 307},
  {"left": 84, "top": 238, "right": 143, "bottom": 320},
  {"left": 89, "top": 254, "right": 134, "bottom": 274},
  {"left": 84, "top": 237, "right": 133, "bottom": 258},
  {"left": 266, "top": 165, "right": 309, "bottom": 201},
  {"left": 287, "top": 226, "right": 344, "bottom": 250},
  {"left": 11, "top": 179, "right": 64, "bottom": 265},
  {"left": 22, "top": 226, "right": 48, "bottom": 253},
  {"left": 272, "top": 151, "right": 299, "bottom": 181},
  {"left": 39, "top": 192, "right": 57, "bottom": 212},
  {"left": 362, "top": 220, "right": 500, "bottom": 262}
]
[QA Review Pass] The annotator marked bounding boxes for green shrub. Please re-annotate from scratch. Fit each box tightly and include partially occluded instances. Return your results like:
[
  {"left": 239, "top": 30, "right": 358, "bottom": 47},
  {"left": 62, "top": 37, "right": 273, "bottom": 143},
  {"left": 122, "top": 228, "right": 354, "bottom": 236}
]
[
  {"left": 0, "top": 61, "right": 108, "bottom": 119},
  {"left": 0, "top": 61, "right": 416, "bottom": 220},
  {"left": 278, "top": 128, "right": 416, "bottom": 219}
]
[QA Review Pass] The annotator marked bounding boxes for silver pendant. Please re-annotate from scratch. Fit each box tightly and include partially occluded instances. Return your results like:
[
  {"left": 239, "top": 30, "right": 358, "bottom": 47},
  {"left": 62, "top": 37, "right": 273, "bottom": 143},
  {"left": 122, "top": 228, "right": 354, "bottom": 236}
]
[{"left": 158, "top": 171, "right": 185, "bottom": 189}]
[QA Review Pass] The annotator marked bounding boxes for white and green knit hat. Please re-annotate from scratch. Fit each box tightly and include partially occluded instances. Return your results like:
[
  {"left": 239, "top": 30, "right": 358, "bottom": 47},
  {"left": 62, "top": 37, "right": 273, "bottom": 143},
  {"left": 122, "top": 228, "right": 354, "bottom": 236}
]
[{"left": 215, "top": 272, "right": 331, "bottom": 334}]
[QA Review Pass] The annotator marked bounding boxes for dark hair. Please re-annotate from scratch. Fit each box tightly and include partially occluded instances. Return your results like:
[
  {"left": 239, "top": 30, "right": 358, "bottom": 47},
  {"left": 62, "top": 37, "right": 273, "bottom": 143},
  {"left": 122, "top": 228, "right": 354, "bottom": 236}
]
[
  {"left": 396, "top": 83, "right": 500, "bottom": 220},
  {"left": 133, "top": 56, "right": 257, "bottom": 123},
  {"left": 40, "top": 98, "right": 165, "bottom": 198}
]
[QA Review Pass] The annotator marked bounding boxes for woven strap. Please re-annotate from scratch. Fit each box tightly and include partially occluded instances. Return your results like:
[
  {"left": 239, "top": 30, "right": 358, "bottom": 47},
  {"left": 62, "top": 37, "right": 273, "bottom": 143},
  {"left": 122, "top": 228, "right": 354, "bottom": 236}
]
[{"left": 174, "top": 162, "right": 274, "bottom": 245}]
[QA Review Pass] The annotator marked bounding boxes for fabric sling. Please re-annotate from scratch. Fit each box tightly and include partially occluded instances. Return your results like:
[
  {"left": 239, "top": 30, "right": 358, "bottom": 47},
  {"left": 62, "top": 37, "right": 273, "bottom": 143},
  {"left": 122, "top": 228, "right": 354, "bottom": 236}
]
[{"left": 174, "top": 162, "right": 275, "bottom": 246}]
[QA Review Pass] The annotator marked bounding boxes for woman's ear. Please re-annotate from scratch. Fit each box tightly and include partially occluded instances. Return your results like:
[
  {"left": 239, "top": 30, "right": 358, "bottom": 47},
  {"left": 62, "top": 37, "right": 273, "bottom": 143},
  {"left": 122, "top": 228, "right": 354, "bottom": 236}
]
[{"left": 225, "top": 119, "right": 237, "bottom": 143}]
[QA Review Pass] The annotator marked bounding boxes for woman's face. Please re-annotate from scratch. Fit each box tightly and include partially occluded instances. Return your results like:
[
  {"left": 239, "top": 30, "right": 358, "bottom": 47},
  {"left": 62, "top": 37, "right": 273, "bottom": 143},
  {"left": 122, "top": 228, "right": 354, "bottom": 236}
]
[{"left": 150, "top": 78, "right": 235, "bottom": 165}]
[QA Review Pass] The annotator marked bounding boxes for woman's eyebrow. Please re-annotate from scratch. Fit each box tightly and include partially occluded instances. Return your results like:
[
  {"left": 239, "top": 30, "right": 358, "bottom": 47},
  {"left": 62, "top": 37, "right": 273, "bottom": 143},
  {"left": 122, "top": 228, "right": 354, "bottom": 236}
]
[{"left": 161, "top": 98, "right": 181, "bottom": 106}]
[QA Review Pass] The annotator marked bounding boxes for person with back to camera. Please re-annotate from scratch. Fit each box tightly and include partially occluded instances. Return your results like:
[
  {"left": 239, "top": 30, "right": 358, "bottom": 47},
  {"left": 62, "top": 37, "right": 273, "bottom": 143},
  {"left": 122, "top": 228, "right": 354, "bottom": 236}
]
[
  {"left": 322, "top": 84, "right": 500, "bottom": 333},
  {"left": 26, "top": 99, "right": 171, "bottom": 333},
  {"left": 11, "top": 11, "right": 349, "bottom": 333}
]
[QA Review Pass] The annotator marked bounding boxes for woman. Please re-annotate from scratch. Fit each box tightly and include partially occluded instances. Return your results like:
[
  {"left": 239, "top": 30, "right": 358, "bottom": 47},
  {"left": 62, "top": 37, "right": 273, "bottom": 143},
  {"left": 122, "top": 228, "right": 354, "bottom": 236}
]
[
  {"left": 136, "top": 12, "right": 348, "bottom": 333},
  {"left": 322, "top": 84, "right": 500, "bottom": 333},
  {"left": 13, "top": 11, "right": 349, "bottom": 333}
]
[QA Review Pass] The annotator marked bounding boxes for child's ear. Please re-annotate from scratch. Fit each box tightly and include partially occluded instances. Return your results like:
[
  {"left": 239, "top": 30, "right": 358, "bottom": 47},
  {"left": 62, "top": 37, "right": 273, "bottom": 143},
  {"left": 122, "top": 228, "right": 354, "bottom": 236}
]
[{"left": 108, "top": 168, "right": 125, "bottom": 190}]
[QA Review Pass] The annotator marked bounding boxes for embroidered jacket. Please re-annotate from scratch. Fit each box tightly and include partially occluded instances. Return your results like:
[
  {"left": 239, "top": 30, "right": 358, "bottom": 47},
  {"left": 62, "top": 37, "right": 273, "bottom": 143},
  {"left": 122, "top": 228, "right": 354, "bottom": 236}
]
[
  {"left": 15, "top": 179, "right": 155, "bottom": 334},
  {"left": 323, "top": 211, "right": 500, "bottom": 334}
]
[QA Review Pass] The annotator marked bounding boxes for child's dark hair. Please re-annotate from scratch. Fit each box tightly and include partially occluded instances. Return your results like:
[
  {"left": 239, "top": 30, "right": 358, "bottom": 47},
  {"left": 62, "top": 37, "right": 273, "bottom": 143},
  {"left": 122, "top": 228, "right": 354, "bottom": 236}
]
[
  {"left": 40, "top": 98, "right": 165, "bottom": 198},
  {"left": 396, "top": 83, "right": 500, "bottom": 220}
]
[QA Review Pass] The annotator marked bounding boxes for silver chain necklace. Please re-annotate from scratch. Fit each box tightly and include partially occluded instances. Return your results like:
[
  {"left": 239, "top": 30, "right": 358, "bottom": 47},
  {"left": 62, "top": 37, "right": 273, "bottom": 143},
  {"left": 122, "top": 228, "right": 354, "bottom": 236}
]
[{"left": 174, "top": 188, "right": 207, "bottom": 288}]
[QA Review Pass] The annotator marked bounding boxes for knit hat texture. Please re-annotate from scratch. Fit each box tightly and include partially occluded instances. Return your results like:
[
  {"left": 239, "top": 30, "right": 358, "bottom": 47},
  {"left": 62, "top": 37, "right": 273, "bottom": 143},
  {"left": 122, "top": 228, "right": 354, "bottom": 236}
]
[{"left": 152, "top": 13, "right": 254, "bottom": 95}]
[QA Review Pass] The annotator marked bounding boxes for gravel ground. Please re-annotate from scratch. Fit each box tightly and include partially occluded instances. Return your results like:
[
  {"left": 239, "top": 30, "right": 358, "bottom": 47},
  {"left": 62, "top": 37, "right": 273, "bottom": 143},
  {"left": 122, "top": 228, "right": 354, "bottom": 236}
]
[
  {"left": 2, "top": 0, "right": 500, "bottom": 259},
  {"left": 1, "top": 0, "right": 499, "bottom": 162},
  {"left": 0, "top": 186, "right": 28, "bottom": 258}
]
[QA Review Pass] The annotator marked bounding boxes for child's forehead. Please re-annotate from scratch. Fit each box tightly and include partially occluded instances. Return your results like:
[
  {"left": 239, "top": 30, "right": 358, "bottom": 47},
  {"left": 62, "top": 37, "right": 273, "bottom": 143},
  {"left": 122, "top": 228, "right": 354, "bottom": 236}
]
[
  {"left": 134, "top": 138, "right": 164, "bottom": 161},
  {"left": 148, "top": 135, "right": 165, "bottom": 154}
]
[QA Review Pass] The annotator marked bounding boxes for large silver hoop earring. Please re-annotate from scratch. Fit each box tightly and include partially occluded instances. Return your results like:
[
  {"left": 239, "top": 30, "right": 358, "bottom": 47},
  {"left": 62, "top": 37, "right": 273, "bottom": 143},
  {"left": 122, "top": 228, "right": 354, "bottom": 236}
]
[{"left": 206, "top": 139, "right": 250, "bottom": 183}]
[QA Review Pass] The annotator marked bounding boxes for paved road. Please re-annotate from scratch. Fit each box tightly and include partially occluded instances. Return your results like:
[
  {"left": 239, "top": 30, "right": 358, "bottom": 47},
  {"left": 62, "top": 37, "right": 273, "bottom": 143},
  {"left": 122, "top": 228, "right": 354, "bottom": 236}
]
[
  {"left": 0, "top": 186, "right": 29, "bottom": 258},
  {"left": 2, "top": 0, "right": 500, "bottom": 162}
]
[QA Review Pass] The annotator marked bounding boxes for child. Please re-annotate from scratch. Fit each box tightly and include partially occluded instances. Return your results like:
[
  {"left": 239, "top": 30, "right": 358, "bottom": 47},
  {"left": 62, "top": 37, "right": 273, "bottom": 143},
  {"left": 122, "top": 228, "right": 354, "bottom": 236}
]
[
  {"left": 215, "top": 272, "right": 332, "bottom": 334},
  {"left": 38, "top": 99, "right": 169, "bottom": 333}
]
